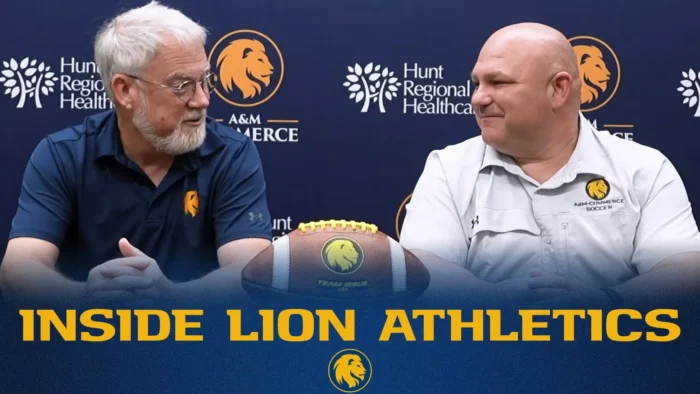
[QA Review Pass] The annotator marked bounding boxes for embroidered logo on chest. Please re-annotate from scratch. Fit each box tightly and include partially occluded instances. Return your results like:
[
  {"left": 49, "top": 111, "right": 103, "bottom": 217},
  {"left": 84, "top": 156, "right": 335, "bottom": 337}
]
[
  {"left": 573, "top": 178, "right": 625, "bottom": 212},
  {"left": 184, "top": 191, "right": 199, "bottom": 217}
]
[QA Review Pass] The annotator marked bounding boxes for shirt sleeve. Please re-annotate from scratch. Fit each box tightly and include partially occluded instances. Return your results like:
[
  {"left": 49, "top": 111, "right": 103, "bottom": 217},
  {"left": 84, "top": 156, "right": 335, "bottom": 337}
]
[
  {"left": 8, "top": 137, "right": 74, "bottom": 246},
  {"left": 631, "top": 156, "right": 700, "bottom": 273},
  {"left": 212, "top": 138, "right": 272, "bottom": 248},
  {"left": 399, "top": 150, "right": 469, "bottom": 266}
]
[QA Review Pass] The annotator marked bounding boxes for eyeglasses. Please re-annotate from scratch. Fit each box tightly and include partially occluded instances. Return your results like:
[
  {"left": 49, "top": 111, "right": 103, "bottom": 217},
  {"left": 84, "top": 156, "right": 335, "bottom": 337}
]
[{"left": 126, "top": 72, "right": 218, "bottom": 102}]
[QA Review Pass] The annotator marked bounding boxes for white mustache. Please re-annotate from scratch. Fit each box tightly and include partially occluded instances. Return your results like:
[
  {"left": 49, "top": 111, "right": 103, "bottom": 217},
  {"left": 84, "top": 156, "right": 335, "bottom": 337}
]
[{"left": 182, "top": 111, "right": 206, "bottom": 122}]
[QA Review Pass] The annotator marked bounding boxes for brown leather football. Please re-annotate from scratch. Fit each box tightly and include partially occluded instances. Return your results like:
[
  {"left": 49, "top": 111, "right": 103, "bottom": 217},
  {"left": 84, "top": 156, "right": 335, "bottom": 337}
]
[{"left": 241, "top": 220, "right": 430, "bottom": 299}]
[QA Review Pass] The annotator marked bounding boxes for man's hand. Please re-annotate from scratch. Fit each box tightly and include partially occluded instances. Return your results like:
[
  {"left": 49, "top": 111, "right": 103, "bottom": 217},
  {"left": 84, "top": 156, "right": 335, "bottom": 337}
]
[
  {"left": 83, "top": 254, "right": 154, "bottom": 304},
  {"left": 413, "top": 250, "right": 569, "bottom": 305},
  {"left": 109, "top": 238, "right": 176, "bottom": 301},
  {"left": 525, "top": 271, "right": 613, "bottom": 308},
  {"left": 490, "top": 275, "right": 571, "bottom": 304}
]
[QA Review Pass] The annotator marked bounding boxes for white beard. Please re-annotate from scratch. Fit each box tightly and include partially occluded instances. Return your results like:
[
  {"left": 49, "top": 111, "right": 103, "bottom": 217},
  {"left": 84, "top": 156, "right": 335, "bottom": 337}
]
[{"left": 133, "top": 93, "right": 206, "bottom": 156}]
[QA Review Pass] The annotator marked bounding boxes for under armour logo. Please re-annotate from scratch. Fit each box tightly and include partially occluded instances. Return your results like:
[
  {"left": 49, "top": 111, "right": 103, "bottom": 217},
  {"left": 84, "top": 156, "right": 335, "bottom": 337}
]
[
  {"left": 471, "top": 216, "right": 479, "bottom": 229},
  {"left": 249, "top": 212, "right": 264, "bottom": 222}
]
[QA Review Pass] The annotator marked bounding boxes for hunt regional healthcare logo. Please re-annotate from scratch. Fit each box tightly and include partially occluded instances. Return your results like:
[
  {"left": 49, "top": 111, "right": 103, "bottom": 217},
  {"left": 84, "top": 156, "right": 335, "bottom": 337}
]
[
  {"left": 1, "top": 58, "right": 58, "bottom": 108},
  {"left": 209, "top": 29, "right": 299, "bottom": 143},
  {"left": 0, "top": 56, "right": 112, "bottom": 110},
  {"left": 677, "top": 68, "right": 700, "bottom": 117},
  {"left": 328, "top": 349, "right": 372, "bottom": 392},
  {"left": 343, "top": 63, "right": 401, "bottom": 113},
  {"left": 343, "top": 62, "right": 474, "bottom": 115}
]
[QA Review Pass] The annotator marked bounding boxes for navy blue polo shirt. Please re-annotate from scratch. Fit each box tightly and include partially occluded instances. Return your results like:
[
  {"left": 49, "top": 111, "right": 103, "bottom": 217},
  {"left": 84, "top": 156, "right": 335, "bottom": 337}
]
[{"left": 9, "top": 110, "right": 272, "bottom": 282}]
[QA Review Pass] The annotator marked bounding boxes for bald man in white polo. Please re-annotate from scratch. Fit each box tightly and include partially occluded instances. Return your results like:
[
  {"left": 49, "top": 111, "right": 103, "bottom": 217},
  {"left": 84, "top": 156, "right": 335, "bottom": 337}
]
[{"left": 400, "top": 22, "right": 700, "bottom": 306}]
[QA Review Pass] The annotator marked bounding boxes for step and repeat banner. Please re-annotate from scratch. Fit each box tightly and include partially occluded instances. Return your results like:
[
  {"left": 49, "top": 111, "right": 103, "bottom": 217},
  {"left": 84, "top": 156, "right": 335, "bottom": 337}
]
[
  {"left": 1, "top": 0, "right": 698, "bottom": 251},
  {"left": 1, "top": 0, "right": 699, "bottom": 392}
]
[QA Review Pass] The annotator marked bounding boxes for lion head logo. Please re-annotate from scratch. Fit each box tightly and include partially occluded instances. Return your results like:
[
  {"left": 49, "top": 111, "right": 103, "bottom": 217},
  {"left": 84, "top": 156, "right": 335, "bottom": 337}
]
[
  {"left": 184, "top": 191, "right": 199, "bottom": 217},
  {"left": 323, "top": 238, "right": 363, "bottom": 274},
  {"left": 569, "top": 36, "right": 620, "bottom": 112},
  {"left": 209, "top": 30, "right": 284, "bottom": 107},
  {"left": 216, "top": 38, "right": 274, "bottom": 99},
  {"left": 333, "top": 354, "right": 367, "bottom": 389},
  {"left": 586, "top": 178, "right": 610, "bottom": 200},
  {"left": 574, "top": 45, "right": 611, "bottom": 105}
]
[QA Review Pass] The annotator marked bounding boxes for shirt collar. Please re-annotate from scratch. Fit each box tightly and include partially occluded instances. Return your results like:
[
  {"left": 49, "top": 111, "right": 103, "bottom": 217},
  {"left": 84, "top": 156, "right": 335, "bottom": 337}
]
[
  {"left": 480, "top": 140, "right": 521, "bottom": 175},
  {"left": 565, "top": 111, "right": 608, "bottom": 178},
  {"left": 94, "top": 111, "right": 225, "bottom": 163},
  {"left": 93, "top": 111, "right": 119, "bottom": 160},
  {"left": 480, "top": 111, "right": 608, "bottom": 179}
]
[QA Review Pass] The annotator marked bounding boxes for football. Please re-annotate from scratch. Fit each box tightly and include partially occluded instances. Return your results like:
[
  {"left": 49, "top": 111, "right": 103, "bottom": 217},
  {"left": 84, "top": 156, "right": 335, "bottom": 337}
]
[{"left": 241, "top": 220, "right": 430, "bottom": 299}]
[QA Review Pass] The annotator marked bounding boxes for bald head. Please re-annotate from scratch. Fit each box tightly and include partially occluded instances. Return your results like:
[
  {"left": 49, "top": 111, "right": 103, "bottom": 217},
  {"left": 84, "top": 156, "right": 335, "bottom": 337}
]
[
  {"left": 471, "top": 22, "right": 582, "bottom": 158},
  {"left": 482, "top": 23, "right": 579, "bottom": 94}
]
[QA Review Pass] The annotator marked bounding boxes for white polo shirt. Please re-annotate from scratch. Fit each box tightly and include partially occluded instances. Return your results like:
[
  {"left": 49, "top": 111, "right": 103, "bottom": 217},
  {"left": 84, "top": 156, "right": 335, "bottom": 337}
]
[{"left": 400, "top": 113, "right": 700, "bottom": 287}]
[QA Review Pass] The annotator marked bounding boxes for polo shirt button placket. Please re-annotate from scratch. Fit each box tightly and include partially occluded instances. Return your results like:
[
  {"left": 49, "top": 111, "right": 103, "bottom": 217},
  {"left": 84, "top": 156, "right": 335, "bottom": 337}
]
[
  {"left": 560, "top": 221, "right": 570, "bottom": 277},
  {"left": 532, "top": 193, "right": 557, "bottom": 273},
  {"left": 542, "top": 227, "right": 553, "bottom": 273}
]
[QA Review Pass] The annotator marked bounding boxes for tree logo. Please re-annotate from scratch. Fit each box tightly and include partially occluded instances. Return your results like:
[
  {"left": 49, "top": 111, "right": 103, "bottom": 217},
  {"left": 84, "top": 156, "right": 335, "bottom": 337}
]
[
  {"left": 677, "top": 68, "right": 700, "bottom": 117},
  {"left": 0, "top": 58, "right": 59, "bottom": 109},
  {"left": 343, "top": 63, "right": 401, "bottom": 113}
]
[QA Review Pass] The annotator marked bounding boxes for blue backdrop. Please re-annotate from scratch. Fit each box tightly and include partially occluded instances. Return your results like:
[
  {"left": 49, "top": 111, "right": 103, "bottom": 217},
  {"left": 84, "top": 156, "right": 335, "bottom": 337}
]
[
  {"left": 1, "top": 0, "right": 699, "bottom": 252},
  {"left": 1, "top": 0, "right": 700, "bottom": 392}
]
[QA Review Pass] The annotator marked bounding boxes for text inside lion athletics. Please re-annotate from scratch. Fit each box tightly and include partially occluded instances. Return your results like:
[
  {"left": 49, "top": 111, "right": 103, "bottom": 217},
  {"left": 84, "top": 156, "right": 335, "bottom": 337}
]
[{"left": 17, "top": 308, "right": 680, "bottom": 342}]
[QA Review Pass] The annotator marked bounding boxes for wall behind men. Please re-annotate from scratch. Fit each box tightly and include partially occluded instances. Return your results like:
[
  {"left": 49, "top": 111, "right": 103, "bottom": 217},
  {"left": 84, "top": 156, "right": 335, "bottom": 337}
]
[{"left": 0, "top": 0, "right": 698, "bottom": 259}]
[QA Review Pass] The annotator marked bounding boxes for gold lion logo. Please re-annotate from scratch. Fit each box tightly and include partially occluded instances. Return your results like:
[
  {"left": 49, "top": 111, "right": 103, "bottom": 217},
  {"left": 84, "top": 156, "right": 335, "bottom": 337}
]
[
  {"left": 184, "top": 191, "right": 199, "bottom": 217},
  {"left": 574, "top": 45, "right": 611, "bottom": 105},
  {"left": 333, "top": 354, "right": 367, "bottom": 389},
  {"left": 323, "top": 239, "right": 362, "bottom": 274},
  {"left": 569, "top": 36, "right": 620, "bottom": 112},
  {"left": 216, "top": 38, "right": 274, "bottom": 99},
  {"left": 586, "top": 178, "right": 610, "bottom": 200}
]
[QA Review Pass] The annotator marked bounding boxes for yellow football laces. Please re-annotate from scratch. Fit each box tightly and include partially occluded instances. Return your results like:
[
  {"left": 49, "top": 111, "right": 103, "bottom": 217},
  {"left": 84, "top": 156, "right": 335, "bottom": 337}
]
[{"left": 298, "top": 220, "right": 379, "bottom": 234}]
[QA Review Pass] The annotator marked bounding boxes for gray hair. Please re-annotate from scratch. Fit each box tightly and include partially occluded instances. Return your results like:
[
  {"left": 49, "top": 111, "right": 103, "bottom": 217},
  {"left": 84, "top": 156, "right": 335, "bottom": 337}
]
[{"left": 94, "top": 1, "right": 208, "bottom": 100}]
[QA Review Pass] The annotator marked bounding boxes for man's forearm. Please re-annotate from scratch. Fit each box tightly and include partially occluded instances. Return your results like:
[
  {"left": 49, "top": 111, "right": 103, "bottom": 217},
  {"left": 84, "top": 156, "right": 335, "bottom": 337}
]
[
  {"left": 0, "top": 259, "right": 85, "bottom": 304},
  {"left": 411, "top": 250, "right": 496, "bottom": 301},
  {"left": 169, "top": 264, "right": 248, "bottom": 301},
  {"left": 612, "top": 253, "right": 700, "bottom": 306}
]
